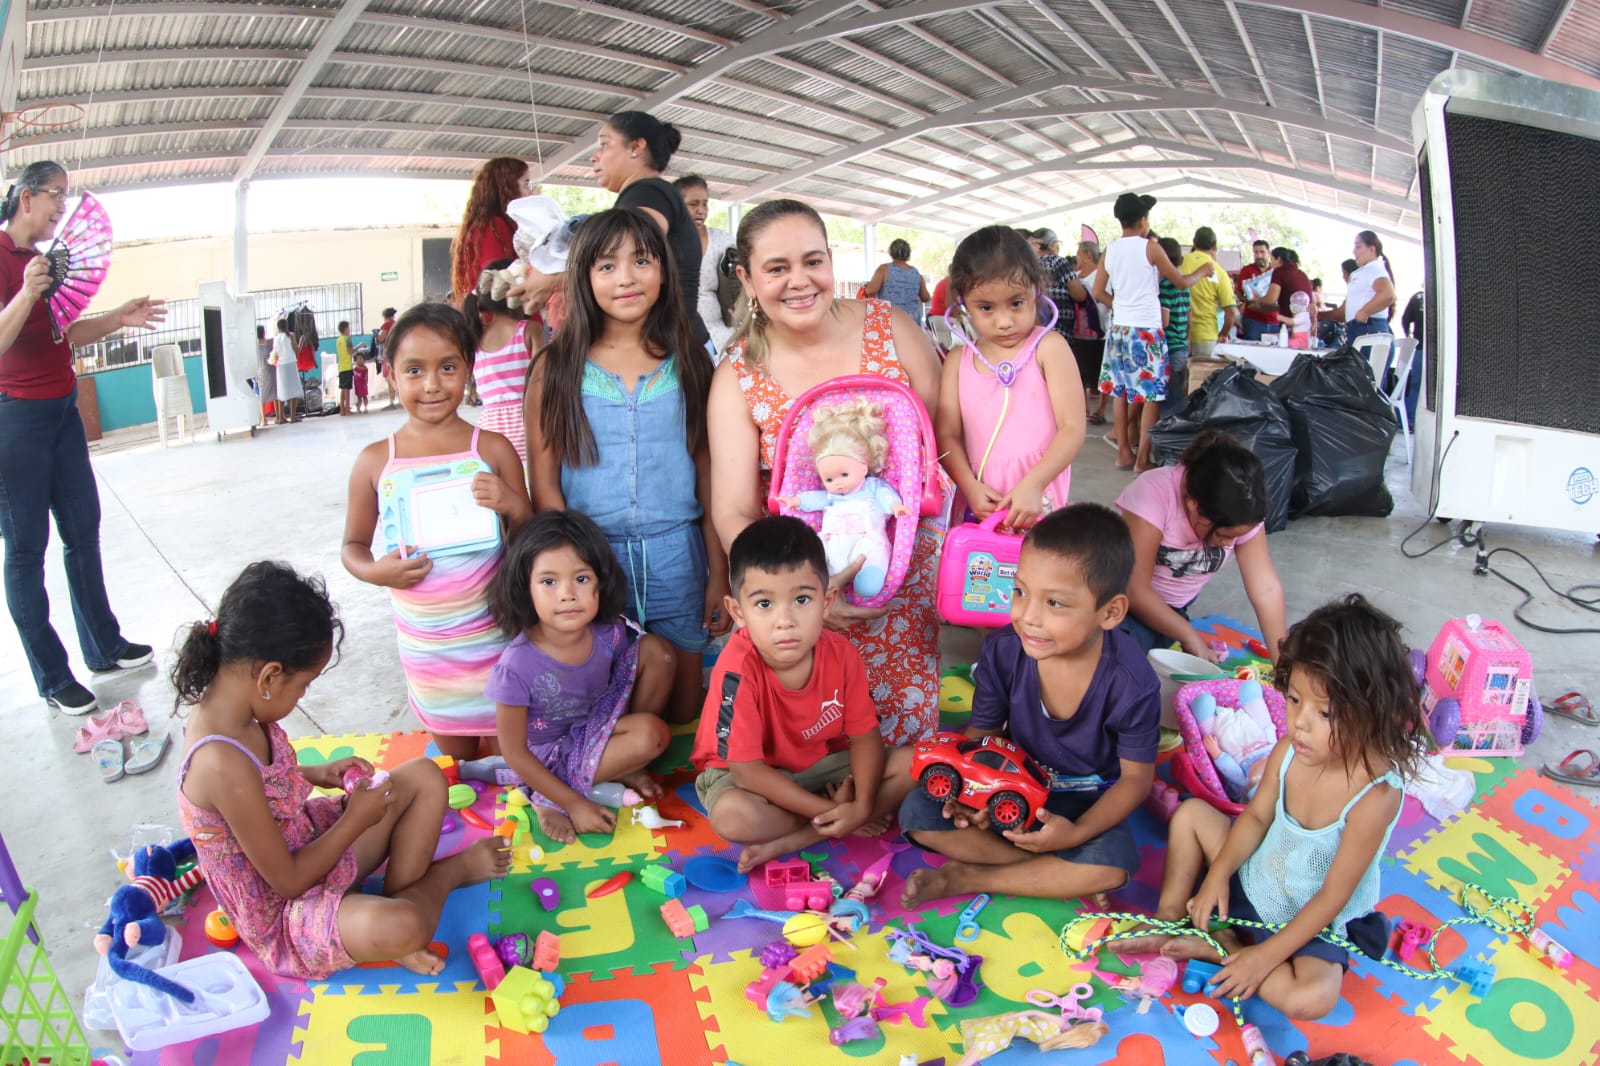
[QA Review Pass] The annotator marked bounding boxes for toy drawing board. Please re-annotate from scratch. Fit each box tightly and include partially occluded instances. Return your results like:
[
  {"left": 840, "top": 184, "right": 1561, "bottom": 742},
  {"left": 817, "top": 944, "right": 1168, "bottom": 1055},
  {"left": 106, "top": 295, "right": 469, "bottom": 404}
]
[{"left": 378, "top": 459, "right": 500, "bottom": 559}]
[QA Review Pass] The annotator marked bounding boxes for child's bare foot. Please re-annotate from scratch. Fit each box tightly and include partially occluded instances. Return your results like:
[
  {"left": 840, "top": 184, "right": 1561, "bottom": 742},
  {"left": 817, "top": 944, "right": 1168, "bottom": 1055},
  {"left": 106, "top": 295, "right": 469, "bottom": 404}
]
[
  {"left": 856, "top": 812, "right": 892, "bottom": 836},
  {"left": 617, "top": 770, "right": 663, "bottom": 800},
  {"left": 457, "top": 837, "right": 512, "bottom": 884},
  {"left": 1108, "top": 921, "right": 1178, "bottom": 956},
  {"left": 396, "top": 946, "right": 447, "bottom": 975},
  {"left": 537, "top": 806, "right": 577, "bottom": 844},
  {"left": 900, "top": 863, "right": 968, "bottom": 908},
  {"left": 1160, "top": 925, "right": 1238, "bottom": 962},
  {"left": 736, "top": 839, "right": 792, "bottom": 874}
]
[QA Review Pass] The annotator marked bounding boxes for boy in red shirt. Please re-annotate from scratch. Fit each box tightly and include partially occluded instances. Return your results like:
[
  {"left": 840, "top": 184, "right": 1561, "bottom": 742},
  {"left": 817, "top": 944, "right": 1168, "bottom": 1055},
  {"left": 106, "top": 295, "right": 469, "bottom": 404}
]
[{"left": 692, "top": 516, "right": 916, "bottom": 872}]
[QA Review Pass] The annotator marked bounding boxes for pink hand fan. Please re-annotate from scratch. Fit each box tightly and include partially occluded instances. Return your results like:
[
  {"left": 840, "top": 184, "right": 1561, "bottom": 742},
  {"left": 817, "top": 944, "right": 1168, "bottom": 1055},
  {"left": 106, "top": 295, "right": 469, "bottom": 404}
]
[{"left": 41, "top": 191, "right": 112, "bottom": 341}]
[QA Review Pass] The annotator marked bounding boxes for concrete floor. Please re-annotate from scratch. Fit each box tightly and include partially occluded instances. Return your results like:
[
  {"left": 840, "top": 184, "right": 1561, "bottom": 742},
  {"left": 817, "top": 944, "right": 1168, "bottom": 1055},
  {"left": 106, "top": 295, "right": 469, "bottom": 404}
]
[{"left": 2, "top": 399, "right": 1597, "bottom": 1041}]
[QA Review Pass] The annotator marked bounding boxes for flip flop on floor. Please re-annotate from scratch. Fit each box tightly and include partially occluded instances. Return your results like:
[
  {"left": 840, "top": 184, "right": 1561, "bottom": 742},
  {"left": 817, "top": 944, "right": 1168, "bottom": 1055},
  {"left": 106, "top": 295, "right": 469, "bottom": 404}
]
[
  {"left": 125, "top": 731, "right": 170, "bottom": 776},
  {"left": 1542, "top": 749, "right": 1600, "bottom": 789},
  {"left": 1546, "top": 692, "right": 1598, "bottom": 726},
  {"left": 94, "top": 738, "right": 126, "bottom": 783}
]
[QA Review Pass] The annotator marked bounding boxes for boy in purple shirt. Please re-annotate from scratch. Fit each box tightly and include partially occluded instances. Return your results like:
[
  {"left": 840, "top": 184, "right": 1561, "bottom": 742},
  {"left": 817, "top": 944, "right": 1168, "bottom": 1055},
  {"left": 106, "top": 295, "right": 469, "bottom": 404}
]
[{"left": 900, "top": 503, "right": 1160, "bottom": 907}]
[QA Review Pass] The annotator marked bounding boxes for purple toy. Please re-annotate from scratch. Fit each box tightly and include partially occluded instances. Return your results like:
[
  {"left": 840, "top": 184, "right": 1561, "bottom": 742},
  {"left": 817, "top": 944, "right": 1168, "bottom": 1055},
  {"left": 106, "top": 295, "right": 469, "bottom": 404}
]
[
  {"left": 529, "top": 877, "right": 560, "bottom": 912},
  {"left": 760, "top": 939, "right": 799, "bottom": 970},
  {"left": 497, "top": 932, "right": 532, "bottom": 969},
  {"left": 830, "top": 1015, "right": 880, "bottom": 1045}
]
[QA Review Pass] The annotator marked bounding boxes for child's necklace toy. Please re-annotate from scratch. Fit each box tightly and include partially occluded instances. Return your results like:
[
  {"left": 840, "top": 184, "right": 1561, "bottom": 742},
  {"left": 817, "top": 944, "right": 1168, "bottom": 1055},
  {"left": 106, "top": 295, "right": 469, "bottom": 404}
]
[{"left": 1062, "top": 881, "right": 1557, "bottom": 1028}]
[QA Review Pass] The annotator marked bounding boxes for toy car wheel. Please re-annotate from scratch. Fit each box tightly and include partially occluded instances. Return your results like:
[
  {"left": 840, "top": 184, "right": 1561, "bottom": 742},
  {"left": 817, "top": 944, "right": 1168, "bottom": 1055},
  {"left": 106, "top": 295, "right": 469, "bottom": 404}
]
[
  {"left": 1429, "top": 697, "right": 1461, "bottom": 749},
  {"left": 988, "top": 790, "right": 1029, "bottom": 831},
  {"left": 921, "top": 765, "right": 960, "bottom": 802}
]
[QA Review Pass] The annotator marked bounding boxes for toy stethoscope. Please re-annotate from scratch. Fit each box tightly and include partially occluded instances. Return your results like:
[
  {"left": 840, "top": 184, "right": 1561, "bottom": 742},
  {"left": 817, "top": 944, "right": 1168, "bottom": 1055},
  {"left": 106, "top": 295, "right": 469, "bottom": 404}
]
[
  {"left": 1026, "top": 983, "right": 1103, "bottom": 1024},
  {"left": 943, "top": 295, "right": 1060, "bottom": 491}
]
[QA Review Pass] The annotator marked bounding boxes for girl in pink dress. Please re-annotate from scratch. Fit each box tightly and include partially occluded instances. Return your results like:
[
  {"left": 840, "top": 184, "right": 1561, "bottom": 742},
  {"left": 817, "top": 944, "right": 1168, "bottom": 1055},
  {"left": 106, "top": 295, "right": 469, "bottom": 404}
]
[
  {"left": 174, "top": 561, "right": 510, "bottom": 980},
  {"left": 463, "top": 259, "right": 535, "bottom": 469},
  {"left": 935, "top": 226, "right": 1087, "bottom": 530}
]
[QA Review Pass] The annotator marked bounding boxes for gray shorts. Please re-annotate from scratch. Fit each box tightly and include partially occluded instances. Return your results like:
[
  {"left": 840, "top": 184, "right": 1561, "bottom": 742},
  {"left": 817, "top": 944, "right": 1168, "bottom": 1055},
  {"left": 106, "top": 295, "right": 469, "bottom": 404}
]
[
  {"left": 696, "top": 749, "right": 854, "bottom": 814},
  {"left": 897, "top": 786, "right": 1139, "bottom": 877}
]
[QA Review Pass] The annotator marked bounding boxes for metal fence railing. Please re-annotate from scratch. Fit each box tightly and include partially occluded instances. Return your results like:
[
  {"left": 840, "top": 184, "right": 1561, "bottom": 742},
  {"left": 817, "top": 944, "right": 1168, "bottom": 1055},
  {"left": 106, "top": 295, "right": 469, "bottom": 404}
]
[{"left": 76, "top": 282, "right": 364, "bottom": 372}]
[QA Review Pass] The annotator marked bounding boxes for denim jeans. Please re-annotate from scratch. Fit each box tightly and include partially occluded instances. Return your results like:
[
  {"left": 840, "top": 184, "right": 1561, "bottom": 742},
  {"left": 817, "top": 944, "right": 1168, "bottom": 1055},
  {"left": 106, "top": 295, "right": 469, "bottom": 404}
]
[
  {"left": 1238, "top": 317, "right": 1275, "bottom": 342},
  {"left": 0, "top": 386, "right": 129, "bottom": 696}
]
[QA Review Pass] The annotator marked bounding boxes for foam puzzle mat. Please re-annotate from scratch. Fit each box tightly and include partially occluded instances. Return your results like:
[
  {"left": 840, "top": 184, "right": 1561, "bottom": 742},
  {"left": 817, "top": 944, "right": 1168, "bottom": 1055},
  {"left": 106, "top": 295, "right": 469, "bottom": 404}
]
[{"left": 117, "top": 617, "right": 1600, "bottom": 1065}]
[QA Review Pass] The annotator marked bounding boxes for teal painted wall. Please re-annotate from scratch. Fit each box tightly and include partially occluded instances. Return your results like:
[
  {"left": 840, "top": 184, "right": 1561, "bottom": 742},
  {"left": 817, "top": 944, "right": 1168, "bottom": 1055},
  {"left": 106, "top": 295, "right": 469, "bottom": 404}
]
[
  {"left": 88, "top": 332, "right": 374, "bottom": 431},
  {"left": 87, "top": 355, "right": 211, "bottom": 432}
]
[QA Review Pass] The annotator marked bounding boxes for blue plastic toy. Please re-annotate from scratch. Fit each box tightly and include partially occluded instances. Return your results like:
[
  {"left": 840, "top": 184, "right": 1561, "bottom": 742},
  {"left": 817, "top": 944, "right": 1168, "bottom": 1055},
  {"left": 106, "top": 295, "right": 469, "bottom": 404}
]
[
  {"left": 1180, "top": 958, "right": 1224, "bottom": 995},
  {"left": 1454, "top": 960, "right": 1495, "bottom": 996},
  {"left": 378, "top": 458, "right": 501, "bottom": 559}
]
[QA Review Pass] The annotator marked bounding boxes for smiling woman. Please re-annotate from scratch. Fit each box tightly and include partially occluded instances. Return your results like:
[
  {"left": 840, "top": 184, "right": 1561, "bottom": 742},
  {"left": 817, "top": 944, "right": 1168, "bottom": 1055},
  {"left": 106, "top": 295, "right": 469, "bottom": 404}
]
[
  {"left": 0, "top": 159, "right": 166, "bottom": 716},
  {"left": 707, "top": 199, "right": 947, "bottom": 747}
]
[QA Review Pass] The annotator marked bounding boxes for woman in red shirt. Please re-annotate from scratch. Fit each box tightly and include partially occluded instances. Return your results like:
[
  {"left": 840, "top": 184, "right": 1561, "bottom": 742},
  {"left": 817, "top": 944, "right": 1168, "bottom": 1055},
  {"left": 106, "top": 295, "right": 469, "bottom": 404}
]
[
  {"left": 0, "top": 161, "right": 165, "bottom": 715},
  {"left": 450, "top": 157, "right": 531, "bottom": 304}
]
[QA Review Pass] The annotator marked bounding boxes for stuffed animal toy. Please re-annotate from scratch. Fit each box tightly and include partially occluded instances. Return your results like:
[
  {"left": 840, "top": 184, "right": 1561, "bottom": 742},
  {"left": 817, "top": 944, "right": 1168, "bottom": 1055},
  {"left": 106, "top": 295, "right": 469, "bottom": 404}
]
[{"left": 93, "top": 838, "right": 205, "bottom": 1003}]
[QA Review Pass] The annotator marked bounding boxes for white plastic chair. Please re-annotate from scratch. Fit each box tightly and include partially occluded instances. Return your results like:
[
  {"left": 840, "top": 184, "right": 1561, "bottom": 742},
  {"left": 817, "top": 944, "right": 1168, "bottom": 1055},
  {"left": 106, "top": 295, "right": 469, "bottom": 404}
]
[
  {"left": 150, "top": 343, "right": 194, "bottom": 446},
  {"left": 1381, "top": 337, "right": 1420, "bottom": 469},
  {"left": 1351, "top": 333, "right": 1393, "bottom": 387}
]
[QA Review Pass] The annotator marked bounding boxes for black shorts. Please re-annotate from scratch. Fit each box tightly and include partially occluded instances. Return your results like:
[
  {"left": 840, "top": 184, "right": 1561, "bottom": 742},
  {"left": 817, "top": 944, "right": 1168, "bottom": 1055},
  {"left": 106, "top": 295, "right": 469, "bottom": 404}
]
[
  {"left": 1067, "top": 337, "right": 1105, "bottom": 389},
  {"left": 337, "top": 370, "right": 354, "bottom": 389}
]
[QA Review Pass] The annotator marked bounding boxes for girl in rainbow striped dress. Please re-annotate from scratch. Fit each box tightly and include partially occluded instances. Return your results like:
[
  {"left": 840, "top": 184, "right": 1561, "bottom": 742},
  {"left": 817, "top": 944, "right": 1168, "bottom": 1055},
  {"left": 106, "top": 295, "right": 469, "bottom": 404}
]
[{"left": 342, "top": 303, "right": 533, "bottom": 758}]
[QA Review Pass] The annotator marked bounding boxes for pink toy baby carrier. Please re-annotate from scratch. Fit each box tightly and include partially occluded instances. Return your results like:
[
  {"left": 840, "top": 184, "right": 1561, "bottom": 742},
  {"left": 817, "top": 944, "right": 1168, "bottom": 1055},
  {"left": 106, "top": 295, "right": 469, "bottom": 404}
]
[
  {"left": 768, "top": 374, "right": 943, "bottom": 608},
  {"left": 1170, "top": 677, "right": 1288, "bottom": 816}
]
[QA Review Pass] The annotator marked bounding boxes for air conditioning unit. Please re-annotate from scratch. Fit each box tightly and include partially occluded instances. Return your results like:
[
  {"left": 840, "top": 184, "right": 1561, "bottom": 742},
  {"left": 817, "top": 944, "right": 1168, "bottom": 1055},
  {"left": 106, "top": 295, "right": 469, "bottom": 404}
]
[{"left": 1411, "top": 70, "right": 1600, "bottom": 535}]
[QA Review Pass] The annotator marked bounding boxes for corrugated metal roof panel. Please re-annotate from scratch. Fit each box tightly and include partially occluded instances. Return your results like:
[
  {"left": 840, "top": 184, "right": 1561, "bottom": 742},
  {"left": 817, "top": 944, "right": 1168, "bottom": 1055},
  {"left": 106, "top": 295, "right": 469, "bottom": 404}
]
[
  {"left": 1548, "top": 4, "right": 1600, "bottom": 73},
  {"left": 1466, "top": 0, "right": 1565, "bottom": 52}
]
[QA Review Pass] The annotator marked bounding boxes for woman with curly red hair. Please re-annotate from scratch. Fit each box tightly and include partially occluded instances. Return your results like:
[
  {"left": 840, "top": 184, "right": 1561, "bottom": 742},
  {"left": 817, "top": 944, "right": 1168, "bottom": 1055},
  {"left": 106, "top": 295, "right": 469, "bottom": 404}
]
[{"left": 450, "top": 157, "right": 533, "bottom": 303}]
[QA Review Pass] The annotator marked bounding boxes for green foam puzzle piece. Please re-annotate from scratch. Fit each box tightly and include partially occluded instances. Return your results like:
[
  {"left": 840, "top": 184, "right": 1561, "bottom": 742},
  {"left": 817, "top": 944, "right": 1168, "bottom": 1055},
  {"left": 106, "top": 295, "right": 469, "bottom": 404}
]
[
  {"left": 489, "top": 865, "right": 694, "bottom": 981},
  {"left": 348, "top": 1014, "right": 431, "bottom": 1066},
  {"left": 296, "top": 743, "right": 356, "bottom": 766}
]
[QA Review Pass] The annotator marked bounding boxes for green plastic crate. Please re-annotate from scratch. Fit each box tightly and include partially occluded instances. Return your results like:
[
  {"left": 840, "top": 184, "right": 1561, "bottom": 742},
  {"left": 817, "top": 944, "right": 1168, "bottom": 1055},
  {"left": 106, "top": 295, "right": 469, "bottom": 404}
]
[{"left": 1, "top": 891, "right": 91, "bottom": 1066}]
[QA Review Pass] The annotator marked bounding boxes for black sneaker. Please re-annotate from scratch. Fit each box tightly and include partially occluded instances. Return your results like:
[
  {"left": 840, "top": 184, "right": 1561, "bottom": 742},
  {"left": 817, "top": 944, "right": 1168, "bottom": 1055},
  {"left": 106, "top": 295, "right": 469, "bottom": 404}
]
[
  {"left": 90, "top": 643, "right": 154, "bottom": 673},
  {"left": 46, "top": 681, "right": 99, "bottom": 717}
]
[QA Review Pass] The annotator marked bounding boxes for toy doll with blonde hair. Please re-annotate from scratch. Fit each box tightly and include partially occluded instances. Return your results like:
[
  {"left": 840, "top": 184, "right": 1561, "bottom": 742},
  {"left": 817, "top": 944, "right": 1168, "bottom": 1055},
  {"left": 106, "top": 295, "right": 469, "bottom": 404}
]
[{"left": 778, "top": 399, "right": 910, "bottom": 597}]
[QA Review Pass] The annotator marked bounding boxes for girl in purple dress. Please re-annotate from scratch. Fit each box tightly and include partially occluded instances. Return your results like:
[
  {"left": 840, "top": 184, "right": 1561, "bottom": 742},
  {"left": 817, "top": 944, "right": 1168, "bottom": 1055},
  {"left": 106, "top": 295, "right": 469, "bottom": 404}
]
[{"left": 486, "top": 510, "right": 676, "bottom": 843}]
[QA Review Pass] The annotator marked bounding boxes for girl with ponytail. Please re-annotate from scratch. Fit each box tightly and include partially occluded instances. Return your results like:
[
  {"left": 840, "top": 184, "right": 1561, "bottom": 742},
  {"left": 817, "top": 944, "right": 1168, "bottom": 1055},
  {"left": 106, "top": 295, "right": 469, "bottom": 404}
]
[{"left": 171, "top": 561, "right": 510, "bottom": 980}]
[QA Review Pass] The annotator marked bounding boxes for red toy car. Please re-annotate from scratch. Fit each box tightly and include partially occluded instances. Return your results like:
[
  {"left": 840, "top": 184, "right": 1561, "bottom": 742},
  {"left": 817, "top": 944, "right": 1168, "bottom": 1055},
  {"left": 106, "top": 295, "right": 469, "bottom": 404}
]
[{"left": 909, "top": 732, "right": 1050, "bottom": 831}]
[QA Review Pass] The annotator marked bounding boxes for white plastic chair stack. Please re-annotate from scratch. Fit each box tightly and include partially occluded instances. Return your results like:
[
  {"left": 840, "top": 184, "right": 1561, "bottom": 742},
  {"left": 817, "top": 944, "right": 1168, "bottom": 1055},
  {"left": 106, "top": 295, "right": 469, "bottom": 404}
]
[
  {"left": 1382, "top": 338, "right": 1421, "bottom": 469},
  {"left": 150, "top": 343, "right": 194, "bottom": 446}
]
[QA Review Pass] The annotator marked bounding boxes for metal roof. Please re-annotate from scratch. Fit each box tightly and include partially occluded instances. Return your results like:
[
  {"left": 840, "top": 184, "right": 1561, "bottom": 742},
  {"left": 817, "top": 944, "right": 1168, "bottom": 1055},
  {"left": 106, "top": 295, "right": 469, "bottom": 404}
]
[{"left": 10, "top": 0, "right": 1600, "bottom": 237}]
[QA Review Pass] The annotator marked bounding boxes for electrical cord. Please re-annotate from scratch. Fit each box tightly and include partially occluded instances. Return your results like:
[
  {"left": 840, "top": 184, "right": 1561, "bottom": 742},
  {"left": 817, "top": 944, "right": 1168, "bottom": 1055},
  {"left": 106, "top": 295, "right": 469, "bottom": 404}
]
[
  {"left": 1402, "top": 424, "right": 1598, "bottom": 635},
  {"left": 1400, "top": 429, "right": 1461, "bottom": 559},
  {"left": 1476, "top": 545, "right": 1600, "bottom": 636}
]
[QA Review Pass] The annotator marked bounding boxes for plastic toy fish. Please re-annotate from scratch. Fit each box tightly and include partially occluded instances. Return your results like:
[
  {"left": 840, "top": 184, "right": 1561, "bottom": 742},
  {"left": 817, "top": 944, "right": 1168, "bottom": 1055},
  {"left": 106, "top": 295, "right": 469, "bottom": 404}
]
[{"left": 725, "top": 899, "right": 800, "bottom": 924}]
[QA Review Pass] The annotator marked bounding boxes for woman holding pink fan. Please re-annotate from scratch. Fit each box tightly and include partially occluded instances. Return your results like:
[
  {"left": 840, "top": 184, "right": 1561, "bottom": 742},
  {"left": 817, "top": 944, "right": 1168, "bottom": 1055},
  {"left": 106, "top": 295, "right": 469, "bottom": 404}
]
[{"left": 0, "top": 160, "right": 166, "bottom": 717}]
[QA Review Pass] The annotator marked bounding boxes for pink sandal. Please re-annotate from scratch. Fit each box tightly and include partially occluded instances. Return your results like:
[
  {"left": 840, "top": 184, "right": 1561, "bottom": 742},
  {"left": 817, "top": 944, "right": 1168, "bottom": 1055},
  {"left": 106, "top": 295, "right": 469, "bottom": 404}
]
[{"left": 72, "top": 700, "right": 148, "bottom": 754}]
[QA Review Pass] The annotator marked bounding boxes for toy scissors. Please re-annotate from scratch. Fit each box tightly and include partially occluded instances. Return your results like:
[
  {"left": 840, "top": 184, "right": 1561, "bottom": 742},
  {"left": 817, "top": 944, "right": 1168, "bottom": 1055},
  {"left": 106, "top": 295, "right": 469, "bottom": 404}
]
[{"left": 1027, "top": 984, "right": 1103, "bottom": 1024}]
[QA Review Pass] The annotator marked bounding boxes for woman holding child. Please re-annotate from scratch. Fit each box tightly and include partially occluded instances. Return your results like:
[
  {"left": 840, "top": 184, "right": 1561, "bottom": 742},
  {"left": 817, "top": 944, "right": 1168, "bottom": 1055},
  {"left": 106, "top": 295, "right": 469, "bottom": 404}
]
[{"left": 707, "top": 199, "right": 946, "bottom": 748}]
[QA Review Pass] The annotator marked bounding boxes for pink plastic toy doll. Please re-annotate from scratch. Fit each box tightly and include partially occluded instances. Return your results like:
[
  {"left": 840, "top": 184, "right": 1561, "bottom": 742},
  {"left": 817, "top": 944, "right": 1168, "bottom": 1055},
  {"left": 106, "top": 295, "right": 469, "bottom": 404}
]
[{"left": 778, "top": 399, "right": 910, "bottom": 597}]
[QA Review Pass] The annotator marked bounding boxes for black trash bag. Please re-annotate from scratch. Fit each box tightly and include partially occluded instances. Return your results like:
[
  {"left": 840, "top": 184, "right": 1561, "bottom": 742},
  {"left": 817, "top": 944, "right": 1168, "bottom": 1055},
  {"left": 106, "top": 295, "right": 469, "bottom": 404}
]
[
  {"left": 1148, "top": 364, "right": 1297, "bottom": 533},
  {"left": 1270, "top": 347, "right": 1397, "bottom": 518}
]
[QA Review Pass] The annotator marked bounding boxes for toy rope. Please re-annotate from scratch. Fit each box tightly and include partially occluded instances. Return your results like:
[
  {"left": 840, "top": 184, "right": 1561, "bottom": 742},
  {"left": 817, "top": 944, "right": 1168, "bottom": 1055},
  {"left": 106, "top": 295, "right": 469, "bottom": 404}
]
[{"left": 1060, "top": 882, "right": 1531, "bottom": 1027}]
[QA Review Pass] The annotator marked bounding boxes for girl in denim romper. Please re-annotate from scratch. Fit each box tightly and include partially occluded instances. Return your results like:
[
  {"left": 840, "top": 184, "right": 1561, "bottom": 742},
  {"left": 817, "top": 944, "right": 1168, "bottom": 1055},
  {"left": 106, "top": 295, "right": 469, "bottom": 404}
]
[{"left": 526, "top": 209, "right": 728, "bottom": 723}]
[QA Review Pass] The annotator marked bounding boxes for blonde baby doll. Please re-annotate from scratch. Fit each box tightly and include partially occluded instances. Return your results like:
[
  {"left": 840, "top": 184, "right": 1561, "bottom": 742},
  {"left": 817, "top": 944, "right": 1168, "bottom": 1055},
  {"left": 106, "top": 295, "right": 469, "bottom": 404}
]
[{"left": 778, "top": 400, "right": 910, "bottom": 597}]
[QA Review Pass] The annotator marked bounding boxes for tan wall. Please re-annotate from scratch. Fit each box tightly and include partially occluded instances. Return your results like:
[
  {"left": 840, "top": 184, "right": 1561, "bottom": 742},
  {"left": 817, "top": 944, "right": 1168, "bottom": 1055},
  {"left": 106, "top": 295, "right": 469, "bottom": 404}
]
[{"left": 90, "top": 225, "right": 456, "bottom": 328}]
